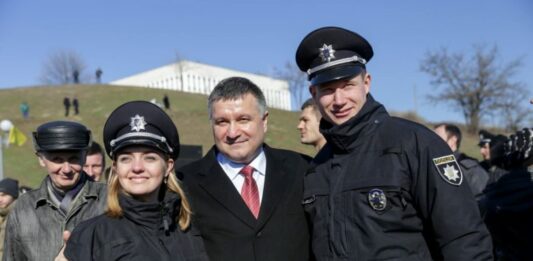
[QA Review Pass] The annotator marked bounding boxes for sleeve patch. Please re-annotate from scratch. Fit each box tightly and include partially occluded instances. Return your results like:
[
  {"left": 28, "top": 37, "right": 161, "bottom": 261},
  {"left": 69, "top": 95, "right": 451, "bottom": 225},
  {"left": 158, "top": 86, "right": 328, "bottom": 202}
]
[{"left": 432, "top": 155, "right": 463, "bottom": 186}]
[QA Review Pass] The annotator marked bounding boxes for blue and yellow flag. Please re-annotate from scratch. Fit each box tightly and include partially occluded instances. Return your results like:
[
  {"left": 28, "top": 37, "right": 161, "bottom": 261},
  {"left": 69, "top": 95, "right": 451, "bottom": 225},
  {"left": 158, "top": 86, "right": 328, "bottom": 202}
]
[{"left": 8, "top": 126, "right": 27, "bottom": 146}]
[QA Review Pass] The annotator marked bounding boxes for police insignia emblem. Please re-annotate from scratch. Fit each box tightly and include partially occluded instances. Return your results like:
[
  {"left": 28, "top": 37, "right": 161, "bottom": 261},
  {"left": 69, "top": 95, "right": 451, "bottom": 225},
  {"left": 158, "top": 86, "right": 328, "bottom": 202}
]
[
  {"left": 432, "top": 155, "right": 463, "bottom": 186},
  {"left": 368, "top": 188, "right": 387, "bottom": 211},
  {"left": 130, "top": 114, "right": 147, "bottom": 132},
  {"left": 319, "top": 44, "right": 336, "bottom": 62}
]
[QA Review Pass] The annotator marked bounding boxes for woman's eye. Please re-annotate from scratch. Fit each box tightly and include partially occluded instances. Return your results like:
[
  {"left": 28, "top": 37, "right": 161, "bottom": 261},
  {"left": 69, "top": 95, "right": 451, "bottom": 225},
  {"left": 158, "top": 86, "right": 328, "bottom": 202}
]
[{"left": 117, "top": 156, "right": 131, "bottom": 163}]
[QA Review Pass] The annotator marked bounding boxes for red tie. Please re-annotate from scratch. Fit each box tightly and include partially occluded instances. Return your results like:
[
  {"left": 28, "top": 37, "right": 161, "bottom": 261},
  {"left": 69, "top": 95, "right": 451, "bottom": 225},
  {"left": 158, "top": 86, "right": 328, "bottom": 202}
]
[{"left": 240, "top": 165, "right": 260, "bottom": 219}]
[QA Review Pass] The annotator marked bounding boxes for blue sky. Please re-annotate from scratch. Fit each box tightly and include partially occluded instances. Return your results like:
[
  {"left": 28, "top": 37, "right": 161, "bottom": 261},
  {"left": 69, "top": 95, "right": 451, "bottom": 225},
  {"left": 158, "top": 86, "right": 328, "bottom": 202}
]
[{"left": 1, "top": 0, "right": 532, "bottom": 124}]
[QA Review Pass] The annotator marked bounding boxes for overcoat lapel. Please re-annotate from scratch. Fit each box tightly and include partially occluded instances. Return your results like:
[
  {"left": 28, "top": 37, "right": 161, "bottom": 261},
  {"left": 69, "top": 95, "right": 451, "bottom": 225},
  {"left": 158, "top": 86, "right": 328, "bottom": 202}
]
[
  {"left": 197, "top": 148, "right": 257, "bottom": 228},
  {"left": 256, "top": 145, "right": 292, "bottom": 229}
]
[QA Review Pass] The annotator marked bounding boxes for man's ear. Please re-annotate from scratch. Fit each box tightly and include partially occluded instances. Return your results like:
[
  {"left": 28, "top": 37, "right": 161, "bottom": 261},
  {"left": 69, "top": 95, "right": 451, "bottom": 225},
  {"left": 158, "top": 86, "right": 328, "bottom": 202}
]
[
  {"left": 309, "top": 85, "right": 317, "bottom": 98},
  {"left": 262, "top": 111, "right": 269, "bottom": 133},
  {"left": 364, "top": 73, "right": 371, "bottom": 95},
  {"left": 37, "top": 153, "right": 46, "bottom": 167}
]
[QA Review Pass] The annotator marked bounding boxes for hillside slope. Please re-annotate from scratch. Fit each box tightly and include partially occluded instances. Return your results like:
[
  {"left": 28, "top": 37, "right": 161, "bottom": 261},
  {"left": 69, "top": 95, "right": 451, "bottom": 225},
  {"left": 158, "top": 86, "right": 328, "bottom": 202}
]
[
  {"left": 0, "top": 84, "right": 484, "bottom": 188},
  {"left": 0, "top": 84, "right": 313, "bottom": 187}
]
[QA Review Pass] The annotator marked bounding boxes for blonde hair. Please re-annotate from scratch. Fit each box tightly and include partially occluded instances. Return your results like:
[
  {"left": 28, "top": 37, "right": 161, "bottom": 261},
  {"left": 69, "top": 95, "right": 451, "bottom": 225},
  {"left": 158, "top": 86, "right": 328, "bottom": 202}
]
[{"left": 106, "top": 159, "right": 191, "bottom": 230}]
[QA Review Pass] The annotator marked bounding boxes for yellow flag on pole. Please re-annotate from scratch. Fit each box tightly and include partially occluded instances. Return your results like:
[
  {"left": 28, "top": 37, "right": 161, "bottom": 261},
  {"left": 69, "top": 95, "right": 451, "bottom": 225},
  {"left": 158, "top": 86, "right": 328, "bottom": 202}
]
[{"left": 8, "top": 126, "right": 27, "bottom": 146}]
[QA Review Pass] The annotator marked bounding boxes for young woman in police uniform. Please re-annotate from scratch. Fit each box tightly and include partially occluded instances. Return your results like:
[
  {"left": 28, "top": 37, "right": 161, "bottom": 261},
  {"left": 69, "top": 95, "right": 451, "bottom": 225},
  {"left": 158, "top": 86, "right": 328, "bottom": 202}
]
[{"left": 63, "top": 101, "right": 208, "bottom": 260}]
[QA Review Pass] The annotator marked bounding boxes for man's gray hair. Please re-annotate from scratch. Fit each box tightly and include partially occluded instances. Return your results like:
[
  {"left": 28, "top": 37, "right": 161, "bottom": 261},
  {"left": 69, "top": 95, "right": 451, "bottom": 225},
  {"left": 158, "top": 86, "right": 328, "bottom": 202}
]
[{"left": 208, "top": 77, "right": 267, "bottom": 119}]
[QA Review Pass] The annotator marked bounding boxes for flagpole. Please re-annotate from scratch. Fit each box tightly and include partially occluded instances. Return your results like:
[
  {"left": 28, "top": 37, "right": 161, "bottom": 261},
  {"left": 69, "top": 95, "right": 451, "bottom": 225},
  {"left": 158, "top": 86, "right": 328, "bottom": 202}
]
[
  {"left": 0, "top": 135, "right": 3, "bottom": 180},
  {"left": 0, "top": 119, "right": 14, "bottom": 180}
]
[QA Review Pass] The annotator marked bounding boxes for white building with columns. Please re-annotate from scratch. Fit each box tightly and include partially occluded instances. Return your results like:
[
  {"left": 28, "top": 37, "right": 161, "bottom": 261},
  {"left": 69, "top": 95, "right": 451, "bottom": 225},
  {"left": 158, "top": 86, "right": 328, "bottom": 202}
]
[{"left": 110, "top": 60, "right": 291, "bottom": 111}]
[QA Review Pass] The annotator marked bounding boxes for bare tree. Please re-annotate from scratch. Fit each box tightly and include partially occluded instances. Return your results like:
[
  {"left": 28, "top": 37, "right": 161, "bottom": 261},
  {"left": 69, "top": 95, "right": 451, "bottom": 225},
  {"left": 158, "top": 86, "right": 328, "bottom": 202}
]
[
  {"left": 420, "top": 45, "right": 527, "bottom": 134},
  {"left": 40, "top": 50, "right": 87, "bottom": 85},
  {"left": 275, "top": 61, "right": 308, "bottom": 109},
  {"left": 498, "top": 98, "right": 532, "bottom": 132}
]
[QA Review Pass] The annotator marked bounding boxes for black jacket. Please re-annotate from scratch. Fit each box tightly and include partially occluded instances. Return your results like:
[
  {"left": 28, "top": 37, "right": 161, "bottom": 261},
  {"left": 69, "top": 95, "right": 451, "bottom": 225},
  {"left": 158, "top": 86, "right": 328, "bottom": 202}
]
[
  {"left": 303, "top": 95, "right": 493, "bottom": 260},
  {"left": 455, "top": 152, "right": 489, "bottom": 200},
  {"left": 481, "top": 167, "right": 533, "bottom": 260},
  {"left": 64, "top": 191, "right": 208, "bottom": 261},
  {"left": 178, "top": 145, "right": 311, "bottom": 261}
]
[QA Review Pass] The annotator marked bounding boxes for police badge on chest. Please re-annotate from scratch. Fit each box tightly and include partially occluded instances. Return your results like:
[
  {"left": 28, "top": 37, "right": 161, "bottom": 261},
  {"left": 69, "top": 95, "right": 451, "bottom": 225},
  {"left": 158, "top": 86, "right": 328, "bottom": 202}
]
[{"left": 368, "top": 188, "right": 387, "bottom": 212}]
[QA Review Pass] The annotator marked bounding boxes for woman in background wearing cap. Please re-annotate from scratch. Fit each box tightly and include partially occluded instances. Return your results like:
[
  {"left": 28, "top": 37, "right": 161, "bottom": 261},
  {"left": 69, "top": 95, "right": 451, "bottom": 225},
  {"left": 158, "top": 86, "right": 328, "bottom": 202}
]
[
  {"left": 0, "top": 178, "right": 18, "bottom": 259},
  {"left": 61, "top": 101, "right": 208, "bottom": 260}
]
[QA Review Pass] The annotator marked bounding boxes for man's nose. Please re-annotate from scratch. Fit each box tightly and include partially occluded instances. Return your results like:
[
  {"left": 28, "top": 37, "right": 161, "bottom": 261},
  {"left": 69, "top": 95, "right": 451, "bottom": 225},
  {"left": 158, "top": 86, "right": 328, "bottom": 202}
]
[
  {"left": 61, "top": 162, "right": 72, "bottom": 173},
  {"left": 227, "top": 122, "right": 240, "bottom": 138},
  {"left": 333, "top": 88, "right": 346, "bottom": 105}
]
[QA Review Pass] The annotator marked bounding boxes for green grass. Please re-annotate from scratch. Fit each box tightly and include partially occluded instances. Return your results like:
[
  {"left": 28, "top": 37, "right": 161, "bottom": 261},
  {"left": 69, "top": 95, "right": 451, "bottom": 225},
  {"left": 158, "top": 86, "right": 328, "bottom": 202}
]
[
  {"left": 0, "top": 84, "right": 484, "bottom": 188},
  {"left": 0, "top": 84, "right": 315, "bottom": 188}
]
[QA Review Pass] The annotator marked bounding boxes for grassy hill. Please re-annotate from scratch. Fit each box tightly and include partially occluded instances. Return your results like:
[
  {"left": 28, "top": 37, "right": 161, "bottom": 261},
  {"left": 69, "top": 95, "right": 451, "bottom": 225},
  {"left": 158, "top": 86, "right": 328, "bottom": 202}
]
[{"left": 0, "top": 84, "right": 484, "bottom": 188}]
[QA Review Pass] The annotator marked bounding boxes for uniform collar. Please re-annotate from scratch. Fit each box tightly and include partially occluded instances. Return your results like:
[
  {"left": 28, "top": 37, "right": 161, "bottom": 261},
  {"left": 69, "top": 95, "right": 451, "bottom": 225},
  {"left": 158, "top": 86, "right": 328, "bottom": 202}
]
[{"left": 320, "top": 94, "right": 388, "bottom": 153}]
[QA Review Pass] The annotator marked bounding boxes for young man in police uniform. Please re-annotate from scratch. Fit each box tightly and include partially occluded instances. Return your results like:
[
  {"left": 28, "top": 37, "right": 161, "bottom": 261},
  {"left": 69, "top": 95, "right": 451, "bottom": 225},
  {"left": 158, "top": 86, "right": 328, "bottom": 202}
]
[
  {"left": 296, "top": 26, "right": 492, "bottom": 260},
  {"left": 3, "top": 121, "right": 107, "bottom": 261}
]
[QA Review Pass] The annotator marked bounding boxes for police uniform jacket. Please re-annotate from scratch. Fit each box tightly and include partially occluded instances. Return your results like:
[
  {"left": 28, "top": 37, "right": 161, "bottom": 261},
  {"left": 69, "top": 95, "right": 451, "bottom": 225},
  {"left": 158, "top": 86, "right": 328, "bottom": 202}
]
[
  {"left": 303, "top": 95, "right": 493, "bottom": 260},
  {"left": 455, "top": 152, "right": 489, "bottom": 201},
  {"left": 481, "top": 167, "right": 533, "bottom": 260},
  {"left": 3, "top": 173, "right": 106, "bottom": 261},
  {"left": 64, "top": 191, "right": 209, "bottom": 261}
]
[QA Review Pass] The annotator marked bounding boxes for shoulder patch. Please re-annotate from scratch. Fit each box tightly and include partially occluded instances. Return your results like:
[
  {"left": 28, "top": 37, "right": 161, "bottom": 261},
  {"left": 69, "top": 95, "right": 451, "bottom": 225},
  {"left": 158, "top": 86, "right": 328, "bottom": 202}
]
[{"left": 432, "top": 155, "right": 463, "bottom": 186}]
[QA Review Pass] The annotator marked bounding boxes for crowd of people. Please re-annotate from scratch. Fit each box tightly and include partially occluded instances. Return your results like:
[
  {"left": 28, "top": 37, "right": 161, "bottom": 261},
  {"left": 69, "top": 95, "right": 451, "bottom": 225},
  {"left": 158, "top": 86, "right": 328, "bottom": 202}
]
[{"left": 0, "top": 26, "right": 531, "bottom": 260}]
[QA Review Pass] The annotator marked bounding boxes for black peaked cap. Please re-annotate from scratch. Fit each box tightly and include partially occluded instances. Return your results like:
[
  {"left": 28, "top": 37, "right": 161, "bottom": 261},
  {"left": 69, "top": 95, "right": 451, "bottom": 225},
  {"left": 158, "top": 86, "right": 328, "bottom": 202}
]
[
  {"left": 103, "top": 101, "right": 180, "bottom": 160},
  {"left": 33, "top": 121, "right": 91, "bottom": 152},
  {"left": 296, "top": 26, "right": 373, "bottom": 85}
]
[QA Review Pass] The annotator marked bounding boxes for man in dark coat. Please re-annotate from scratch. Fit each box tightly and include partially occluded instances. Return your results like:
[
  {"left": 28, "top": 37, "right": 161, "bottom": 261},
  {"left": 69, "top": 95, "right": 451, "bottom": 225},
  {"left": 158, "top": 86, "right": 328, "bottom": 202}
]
[
  {"left": 478, "top": 130, "right": 508, "bottom": 185},
  {"left": 481, "top": 128, "right": 533, "bottom": 260},
  {"left": 295, "top": 26, "right": 492, "bottom": 260},
  {"left": 72, "top": 97, "right": 79, "bottom": 115},
  {"left": 63, "top": 97, "right": 70, "bottom": 117},
  {"left": 434, "top": 123, "right": 489, "bottom": 200},
  {"left": 163, "top": 94, "right": 170, "bottom": 110},
  {"left": 177, "top": 77, "right": 311, "bottom": 261}
]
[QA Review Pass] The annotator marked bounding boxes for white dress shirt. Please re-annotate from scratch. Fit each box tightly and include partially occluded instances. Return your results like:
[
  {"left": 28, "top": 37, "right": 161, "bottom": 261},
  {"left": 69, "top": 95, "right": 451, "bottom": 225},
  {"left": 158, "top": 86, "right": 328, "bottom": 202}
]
[{"left": 217, "top": 148, "right": 266, "bottom": 203}]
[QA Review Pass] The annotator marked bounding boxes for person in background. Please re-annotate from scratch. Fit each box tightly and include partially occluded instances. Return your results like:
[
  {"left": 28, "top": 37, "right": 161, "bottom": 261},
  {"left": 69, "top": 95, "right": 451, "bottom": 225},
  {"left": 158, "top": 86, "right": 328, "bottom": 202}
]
[
  {"left": 95, "top": 68, "right": 103, "bottom": 84},
  {"left": 163, "top": 94, "right": 170, "bottom": 110},
  {"left": 177, "top": 77, "right": 311, "bottom": 261},
  {"left": 297, "top": 98, "right": 326, "bottom": 152},
  {"left": 83, "top": 142, "right": 106, "bottom": 182},
  {"left": 62, "top": 101, "right": 208, "bottom": 260},
  {"left": 295, "top": 26, "right": 492, "bottom": 260},
  {"left": 19, "top": 102, "right": 29, "bottom": 120},
  {"left": 478, "top": 130, "right": 508, "bottom": 185},
  {"left": 3, "top": 121, "right": 107, "bottom": 261},
  {"left": 434, "top": 123, "right": 489, "bottom": 200},
  {"left": 0, "top": 178, "right": 19, "bottom": 259},
  {"left": 63, "top": 97, "right": 71, "bottom": 117},
  {"left": 481, "top": 128, "right": 533, "bottom": 260},
  {"left": 72, "top": 97, "right": 79, "bottom": 115}
]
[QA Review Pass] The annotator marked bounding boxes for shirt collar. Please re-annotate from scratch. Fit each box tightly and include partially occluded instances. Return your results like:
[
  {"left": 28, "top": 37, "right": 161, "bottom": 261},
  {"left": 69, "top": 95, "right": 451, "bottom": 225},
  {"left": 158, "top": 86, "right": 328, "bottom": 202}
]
[{"left": 217, "top": 148, "right": 267, "bottom": 181}]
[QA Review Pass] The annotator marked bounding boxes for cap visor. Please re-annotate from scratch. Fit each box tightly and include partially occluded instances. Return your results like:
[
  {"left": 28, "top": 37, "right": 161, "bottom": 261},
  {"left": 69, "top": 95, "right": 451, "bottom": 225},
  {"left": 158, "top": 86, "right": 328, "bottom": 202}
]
[
  {"left": 310, "top": 64, "right": 364, "bottom": 85},
  {"left": 112, "top": 139, "right": 169, "bottom": 157}
]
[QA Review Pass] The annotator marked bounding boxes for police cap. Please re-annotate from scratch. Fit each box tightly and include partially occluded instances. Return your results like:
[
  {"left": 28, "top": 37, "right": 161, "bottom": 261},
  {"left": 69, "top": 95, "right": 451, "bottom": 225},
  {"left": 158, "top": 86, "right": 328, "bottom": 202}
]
[
  {"left": 33, "top": 121, "right": 91, "bottom": 152},
  {"left": 296, "top": 26, "right": 374, "bottom": 85},
  {"left": 103, "top": 101, "right": 180, "bottom": 160},
  {"left": 478, "top": 130, "right": 495, "bottom": 147}
]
